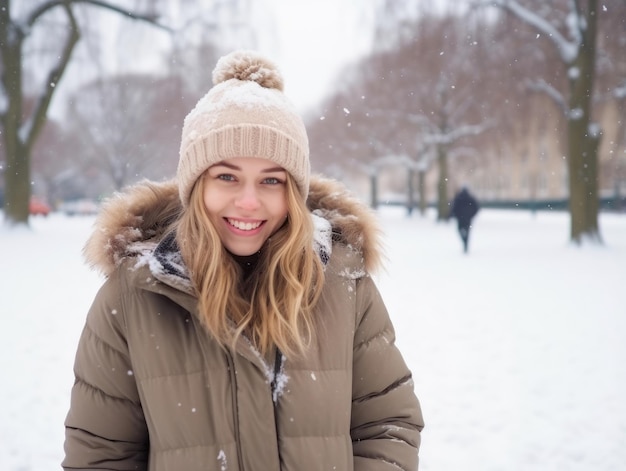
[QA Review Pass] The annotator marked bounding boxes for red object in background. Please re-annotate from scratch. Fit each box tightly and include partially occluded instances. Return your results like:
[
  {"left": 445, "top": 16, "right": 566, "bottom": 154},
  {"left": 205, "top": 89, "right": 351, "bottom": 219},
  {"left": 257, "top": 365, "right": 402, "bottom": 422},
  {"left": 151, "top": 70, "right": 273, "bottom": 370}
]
[{"left": 29, "top": 196, "right": 51, "bottom": 216}]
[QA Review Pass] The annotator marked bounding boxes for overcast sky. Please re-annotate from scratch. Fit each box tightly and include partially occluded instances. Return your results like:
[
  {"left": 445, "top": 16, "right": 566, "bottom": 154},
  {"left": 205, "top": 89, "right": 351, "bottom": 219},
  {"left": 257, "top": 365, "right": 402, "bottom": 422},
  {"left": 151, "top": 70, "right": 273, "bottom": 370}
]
[
  {"left": 47, "top": 0, "right": 462, "bottom": 118},
  {"left": 255, "top": 0, "right": 379, "bottom": 113},
  {"left": 255, "top": 0, "right": 461, "bottom": 113}
]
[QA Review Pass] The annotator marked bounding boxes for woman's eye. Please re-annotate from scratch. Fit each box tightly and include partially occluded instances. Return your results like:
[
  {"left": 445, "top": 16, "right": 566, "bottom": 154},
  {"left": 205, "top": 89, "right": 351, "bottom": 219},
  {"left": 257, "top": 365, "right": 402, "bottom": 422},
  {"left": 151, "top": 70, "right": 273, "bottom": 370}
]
[
  {"left": 217, "top": 174, "right": 236, "bottom": 182},
  {"left": 263, "top": 177, "right": 283, "bottom": 185}
]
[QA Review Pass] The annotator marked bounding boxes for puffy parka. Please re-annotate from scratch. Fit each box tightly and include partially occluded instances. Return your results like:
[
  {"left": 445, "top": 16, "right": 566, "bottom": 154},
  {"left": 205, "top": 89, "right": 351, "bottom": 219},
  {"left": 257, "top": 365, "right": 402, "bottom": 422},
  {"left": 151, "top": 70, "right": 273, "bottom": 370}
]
[{"left": 62, "top": 176, "right": 424, "bottom": 471}]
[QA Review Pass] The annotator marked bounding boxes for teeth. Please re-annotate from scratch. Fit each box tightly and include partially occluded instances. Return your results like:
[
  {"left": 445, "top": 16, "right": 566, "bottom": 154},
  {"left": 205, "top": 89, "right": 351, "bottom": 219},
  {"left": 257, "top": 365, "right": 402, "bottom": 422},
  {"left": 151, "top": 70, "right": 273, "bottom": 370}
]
[{"left": 228, "top": 219, "right": 262, "bottom": 231}]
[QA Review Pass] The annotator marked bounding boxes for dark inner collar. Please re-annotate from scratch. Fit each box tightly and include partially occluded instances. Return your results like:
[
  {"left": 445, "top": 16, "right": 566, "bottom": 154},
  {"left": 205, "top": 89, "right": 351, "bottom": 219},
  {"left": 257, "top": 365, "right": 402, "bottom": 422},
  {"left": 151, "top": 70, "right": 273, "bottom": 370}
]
[{"left": 229, "top": 250, "right": 261, "bottom": 278}]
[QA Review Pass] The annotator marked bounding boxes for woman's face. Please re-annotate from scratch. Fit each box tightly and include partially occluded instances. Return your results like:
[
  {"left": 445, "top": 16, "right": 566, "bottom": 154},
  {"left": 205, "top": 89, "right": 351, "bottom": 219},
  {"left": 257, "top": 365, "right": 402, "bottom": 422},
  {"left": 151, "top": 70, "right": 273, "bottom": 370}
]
[{"left": 203, "top": 157, "right": 289, "bottom": 256}]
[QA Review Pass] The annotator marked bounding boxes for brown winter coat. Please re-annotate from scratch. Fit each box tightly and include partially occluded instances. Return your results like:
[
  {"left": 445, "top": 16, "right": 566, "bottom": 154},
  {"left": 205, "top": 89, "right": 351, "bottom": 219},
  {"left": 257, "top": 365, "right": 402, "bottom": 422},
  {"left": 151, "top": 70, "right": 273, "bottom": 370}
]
[{"left": 62, "top": 175, "right": 424, "bottom": 471}]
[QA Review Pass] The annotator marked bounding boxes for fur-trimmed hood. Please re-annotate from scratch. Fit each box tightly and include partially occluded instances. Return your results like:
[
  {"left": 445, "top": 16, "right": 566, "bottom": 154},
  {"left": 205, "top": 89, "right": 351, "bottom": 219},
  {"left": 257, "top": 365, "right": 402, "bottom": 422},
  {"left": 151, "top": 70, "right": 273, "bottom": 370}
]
[{"left": 83, "top": 175, "right": 383, "bottom": 280}]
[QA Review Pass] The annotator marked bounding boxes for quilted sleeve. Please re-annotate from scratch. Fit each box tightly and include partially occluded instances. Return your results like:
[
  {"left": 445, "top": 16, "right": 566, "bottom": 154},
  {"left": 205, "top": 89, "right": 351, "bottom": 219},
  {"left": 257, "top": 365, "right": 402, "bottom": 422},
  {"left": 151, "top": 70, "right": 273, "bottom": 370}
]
[
  {"left": 62, "top": 271, "right": 149, "bottom": 470},
  {"left": 351, "top": 275, "right": 424, "bottom": 470}
]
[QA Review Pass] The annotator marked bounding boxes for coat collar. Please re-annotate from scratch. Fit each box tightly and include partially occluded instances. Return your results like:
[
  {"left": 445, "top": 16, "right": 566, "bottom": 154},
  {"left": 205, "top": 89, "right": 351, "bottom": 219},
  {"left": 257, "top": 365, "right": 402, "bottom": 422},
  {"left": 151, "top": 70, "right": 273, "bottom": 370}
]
[{"left": 83, "top": 175, "right": 383, "bottom": 281}]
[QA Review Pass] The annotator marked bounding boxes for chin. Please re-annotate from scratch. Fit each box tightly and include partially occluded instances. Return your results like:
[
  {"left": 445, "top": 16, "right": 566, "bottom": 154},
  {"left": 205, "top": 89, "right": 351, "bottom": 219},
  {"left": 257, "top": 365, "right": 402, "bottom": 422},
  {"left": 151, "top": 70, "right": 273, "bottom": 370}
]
[{"left": 229, "top": 244, "right": 262, "bottom": 256}]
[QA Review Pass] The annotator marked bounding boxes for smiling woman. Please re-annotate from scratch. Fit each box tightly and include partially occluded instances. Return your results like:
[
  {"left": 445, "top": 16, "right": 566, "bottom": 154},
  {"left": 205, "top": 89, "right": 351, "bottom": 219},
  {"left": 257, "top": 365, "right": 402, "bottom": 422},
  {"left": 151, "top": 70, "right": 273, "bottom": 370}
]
[{"left": 62, "top": 49, "right": 424, "bottom": 471}]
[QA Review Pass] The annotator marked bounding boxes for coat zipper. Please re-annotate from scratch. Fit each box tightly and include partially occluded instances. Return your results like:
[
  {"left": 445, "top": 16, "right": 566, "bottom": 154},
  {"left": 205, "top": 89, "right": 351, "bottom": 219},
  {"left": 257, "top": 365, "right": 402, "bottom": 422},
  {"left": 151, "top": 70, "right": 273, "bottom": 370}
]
[
  {"left": 225, "top": 350, "right": 246, "bottom": 471},
  {"left": 270, "top": 348, "right": 282, "bottom": 400},
  {"left": 270, "top": 348, "right": 283, "bottom": 470}
]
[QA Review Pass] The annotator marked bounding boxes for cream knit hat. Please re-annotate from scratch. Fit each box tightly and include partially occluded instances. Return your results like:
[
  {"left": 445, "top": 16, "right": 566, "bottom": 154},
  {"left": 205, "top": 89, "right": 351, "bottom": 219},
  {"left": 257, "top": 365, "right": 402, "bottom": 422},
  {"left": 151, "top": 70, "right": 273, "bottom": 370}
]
[{"left": 177, "top": 50, "right": 310, "bottom": 206}]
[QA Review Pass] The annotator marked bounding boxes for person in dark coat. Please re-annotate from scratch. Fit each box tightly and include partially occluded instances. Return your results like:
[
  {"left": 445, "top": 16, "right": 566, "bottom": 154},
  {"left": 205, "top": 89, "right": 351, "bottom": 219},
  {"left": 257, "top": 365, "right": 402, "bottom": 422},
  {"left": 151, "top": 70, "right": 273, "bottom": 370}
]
[{"left": 449, "top": 186, "right": 480, "bottom": 253}]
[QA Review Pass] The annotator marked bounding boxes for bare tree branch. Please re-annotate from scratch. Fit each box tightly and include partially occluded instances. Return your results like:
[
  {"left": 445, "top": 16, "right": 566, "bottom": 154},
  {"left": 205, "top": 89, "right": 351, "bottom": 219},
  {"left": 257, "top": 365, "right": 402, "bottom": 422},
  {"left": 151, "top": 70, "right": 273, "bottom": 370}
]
[
  {"left": 27, "top": 0, "right": 173, "bottom": 32},
  {"left": 525, "top": 78, "right": 569, "bottom": 116},
  {"left": 424, "top": 121, "right": 495, "bottom": 147},
  {"left": 471, "top": 0, "right": 578, "bottom": 63},
  {"left": 20, "top": 0, "right": 173, "bottom": 151},
  {"left": 24, "top": 4, "right": 79, "bottom": 154}
]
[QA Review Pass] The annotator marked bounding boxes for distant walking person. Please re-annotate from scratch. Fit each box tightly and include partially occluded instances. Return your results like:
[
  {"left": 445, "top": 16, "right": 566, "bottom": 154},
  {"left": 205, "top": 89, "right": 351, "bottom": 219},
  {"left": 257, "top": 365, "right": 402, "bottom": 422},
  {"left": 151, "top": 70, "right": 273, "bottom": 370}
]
[{"left": 449, "top": 187, "right": 480, "bottom": 253}]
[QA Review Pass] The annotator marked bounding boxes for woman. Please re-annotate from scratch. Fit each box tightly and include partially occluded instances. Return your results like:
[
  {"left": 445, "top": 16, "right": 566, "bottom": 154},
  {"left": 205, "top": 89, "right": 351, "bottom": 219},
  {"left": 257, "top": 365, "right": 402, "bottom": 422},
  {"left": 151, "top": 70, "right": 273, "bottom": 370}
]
[{"left": 63, "top": 50, "right": 424, "bottom": 470}]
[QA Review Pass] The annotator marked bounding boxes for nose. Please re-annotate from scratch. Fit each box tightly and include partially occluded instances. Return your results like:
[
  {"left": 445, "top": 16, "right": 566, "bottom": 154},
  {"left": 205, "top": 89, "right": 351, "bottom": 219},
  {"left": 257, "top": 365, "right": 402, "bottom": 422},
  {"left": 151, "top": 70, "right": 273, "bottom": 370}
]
[{"left": 234, "top": 183, "right": 261, "bottom": 211}]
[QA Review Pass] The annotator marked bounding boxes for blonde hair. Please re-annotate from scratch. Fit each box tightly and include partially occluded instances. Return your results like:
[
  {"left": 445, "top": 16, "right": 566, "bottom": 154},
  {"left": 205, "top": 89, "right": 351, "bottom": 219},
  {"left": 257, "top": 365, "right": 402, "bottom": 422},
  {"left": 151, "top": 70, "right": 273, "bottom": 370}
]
[{"left": 176, "top": 174, "right": 324, "bottom": 358}]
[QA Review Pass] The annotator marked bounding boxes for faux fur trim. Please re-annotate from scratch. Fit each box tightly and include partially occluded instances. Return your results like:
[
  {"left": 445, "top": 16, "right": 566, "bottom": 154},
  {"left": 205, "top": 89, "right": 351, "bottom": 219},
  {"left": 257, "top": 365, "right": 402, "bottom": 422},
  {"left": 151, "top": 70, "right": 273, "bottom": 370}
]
[
  {"left": 83, "top": 179, "right": 180, "bottom": 276},
  {"left": 306, "top": 176, "right": 383, "bottom": 272},
  {"left": 83, "top": 175, "right": 383, "bottom": 276}
]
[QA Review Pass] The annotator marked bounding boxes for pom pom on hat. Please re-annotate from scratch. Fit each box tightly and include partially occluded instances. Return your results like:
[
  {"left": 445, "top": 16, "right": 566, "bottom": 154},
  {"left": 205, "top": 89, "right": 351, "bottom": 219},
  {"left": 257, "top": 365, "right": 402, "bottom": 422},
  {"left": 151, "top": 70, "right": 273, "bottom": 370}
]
[
  {"left": 177, "top": 50, "right": 310, "bottom": 206},
  {"left": 212, "top": 50, "right": 284, "bottom": 91}
]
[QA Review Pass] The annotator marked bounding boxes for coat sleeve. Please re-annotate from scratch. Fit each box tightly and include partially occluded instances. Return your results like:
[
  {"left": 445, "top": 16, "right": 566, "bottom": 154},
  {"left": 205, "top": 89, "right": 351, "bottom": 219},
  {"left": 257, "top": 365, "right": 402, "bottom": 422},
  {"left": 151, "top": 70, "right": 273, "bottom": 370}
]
[
  {"left": 351, "top": 275, "right": 424, "bottom": 470},
  {"left": 62, "top": 271, "right": 149, "bottom": 470}
]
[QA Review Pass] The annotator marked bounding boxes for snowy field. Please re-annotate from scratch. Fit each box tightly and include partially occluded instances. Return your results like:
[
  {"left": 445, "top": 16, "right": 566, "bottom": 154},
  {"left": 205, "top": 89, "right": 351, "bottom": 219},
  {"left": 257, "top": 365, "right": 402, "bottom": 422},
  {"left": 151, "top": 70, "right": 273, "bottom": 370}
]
[{"left": 1, "top": 206, "right": 625, "bottom": 470}]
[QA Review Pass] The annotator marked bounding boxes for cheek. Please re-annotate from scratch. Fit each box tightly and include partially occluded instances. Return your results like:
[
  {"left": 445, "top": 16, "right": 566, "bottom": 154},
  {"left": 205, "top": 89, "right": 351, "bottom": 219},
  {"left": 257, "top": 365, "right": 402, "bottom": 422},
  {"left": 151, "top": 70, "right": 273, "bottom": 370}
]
[
  {"left": 202, "top": 192, "right": 212, "bottom": 214},
  {"left": 265, "top": 194, "right": 288, "bottom": 231},
  {"left": 274, "top": 195, "right": 289, "bottom": 219},
  {"left": 202, "top": 188, "right": 221, "bottom": 218}
]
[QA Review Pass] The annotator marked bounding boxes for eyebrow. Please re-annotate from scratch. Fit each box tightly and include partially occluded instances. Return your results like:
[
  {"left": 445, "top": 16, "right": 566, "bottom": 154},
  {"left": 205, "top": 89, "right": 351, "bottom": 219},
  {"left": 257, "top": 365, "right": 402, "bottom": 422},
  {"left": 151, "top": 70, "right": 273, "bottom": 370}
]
[{"left": 211, "top": 162, "right": 286, "bottom": 173}]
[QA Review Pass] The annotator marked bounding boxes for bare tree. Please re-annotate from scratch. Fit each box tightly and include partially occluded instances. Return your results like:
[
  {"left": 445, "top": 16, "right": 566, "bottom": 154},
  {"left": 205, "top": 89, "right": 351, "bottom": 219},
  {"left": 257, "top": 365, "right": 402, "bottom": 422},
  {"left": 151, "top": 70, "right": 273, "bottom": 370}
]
[
  {"left": 65, "top": 73, "right": 186, "bottom": 192},
  {"left": 0, "top": 0, "right": 171, "bottom": 226},
  {"left": 309, "top": 11, "right": 492, "bottom": 216},
  {"left": 30, "top": 117, "right": 89, "bottom": 204},
  {"left": 406, "top": 14, "right": 494, "bottom": 220},
  {"left": 472, "top": 0, "right": 604, "bottom": 244}
]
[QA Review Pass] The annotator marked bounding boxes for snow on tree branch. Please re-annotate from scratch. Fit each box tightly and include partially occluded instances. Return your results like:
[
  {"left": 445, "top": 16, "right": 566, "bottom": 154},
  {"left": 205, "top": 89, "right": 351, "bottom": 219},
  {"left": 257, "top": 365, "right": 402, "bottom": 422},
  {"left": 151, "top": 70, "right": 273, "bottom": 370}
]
[
  {"left": 615, "top": 81, "right": 626, "bottom": 100},
  {"left": 423, "top": 121, "right": 494, "bottom": 147},
  {"left": 525, "top": 78, "right": 568, "bottom": 115},
  {"left": 471, "top": 0, "right": 579, "bottom": 63},
  {"left": 565, "top": 0, "right": 584, "bottom": 44}
]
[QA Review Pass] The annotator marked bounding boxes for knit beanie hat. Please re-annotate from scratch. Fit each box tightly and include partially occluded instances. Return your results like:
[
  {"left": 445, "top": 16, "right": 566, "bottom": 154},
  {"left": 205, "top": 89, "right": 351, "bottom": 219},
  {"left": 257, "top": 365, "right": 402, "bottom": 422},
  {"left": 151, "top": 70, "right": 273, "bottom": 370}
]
[{"left": 177, "top": 50, "right": 310, "bottom": 206}]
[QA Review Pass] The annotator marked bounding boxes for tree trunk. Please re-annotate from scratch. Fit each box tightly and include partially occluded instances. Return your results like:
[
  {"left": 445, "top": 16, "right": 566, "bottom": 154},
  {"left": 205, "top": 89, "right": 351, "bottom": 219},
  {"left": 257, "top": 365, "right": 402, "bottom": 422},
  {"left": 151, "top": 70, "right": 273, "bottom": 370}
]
[
  {"left": 436, "top": 145, "right": 448, "bottom": 220},
  {"left": 3, "top": 138, "right": 32, "bottom": 224},
  {"left": 418, "top": 170, "right": 427, "bottom": 216},
  {"left": 369, "top": 173, "right": 378, "bottom": 209},
  {"left": 567, "top": 0, "right": 601, "bottom": 244},
  {"left": 0, "top": 5, "right": 30, "bottom": 225},
  {"left": 406, "top": 167, "right": 415, "bottom": 216}
]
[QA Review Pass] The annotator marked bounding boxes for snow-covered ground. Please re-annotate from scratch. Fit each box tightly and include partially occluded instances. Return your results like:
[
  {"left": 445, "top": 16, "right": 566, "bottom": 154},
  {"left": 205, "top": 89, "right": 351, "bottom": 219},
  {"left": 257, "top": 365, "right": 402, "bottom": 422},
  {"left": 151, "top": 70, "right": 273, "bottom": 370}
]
[{"left": 1, "top": 207, "right": 625, "bottom": 470}]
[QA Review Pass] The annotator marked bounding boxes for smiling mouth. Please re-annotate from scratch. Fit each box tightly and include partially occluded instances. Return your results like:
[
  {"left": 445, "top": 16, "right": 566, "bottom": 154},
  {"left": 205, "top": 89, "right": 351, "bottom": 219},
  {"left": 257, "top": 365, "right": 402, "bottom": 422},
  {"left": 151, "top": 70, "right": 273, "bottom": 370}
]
[{"left": 227, "top": 218, "right": 263, "bottom": 231}]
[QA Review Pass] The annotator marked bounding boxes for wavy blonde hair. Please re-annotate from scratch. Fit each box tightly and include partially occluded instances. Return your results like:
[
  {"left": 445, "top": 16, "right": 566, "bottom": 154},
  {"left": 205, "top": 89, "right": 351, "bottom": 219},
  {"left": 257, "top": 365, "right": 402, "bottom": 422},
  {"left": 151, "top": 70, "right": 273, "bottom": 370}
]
[{"left": 176, "top": 174, "right": 324, "bottom": 358}]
